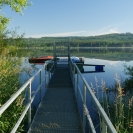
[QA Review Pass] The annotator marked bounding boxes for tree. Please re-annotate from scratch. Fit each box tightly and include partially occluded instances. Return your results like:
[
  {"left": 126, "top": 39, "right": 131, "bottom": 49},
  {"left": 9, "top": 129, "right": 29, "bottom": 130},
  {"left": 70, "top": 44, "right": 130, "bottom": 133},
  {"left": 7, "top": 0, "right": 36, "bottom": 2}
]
[
  {"left": 0, "top": 1, "right": 32, "bottom": 132},
  {"left": 0, "top": 0, "right": 31, "bottom": 31}
]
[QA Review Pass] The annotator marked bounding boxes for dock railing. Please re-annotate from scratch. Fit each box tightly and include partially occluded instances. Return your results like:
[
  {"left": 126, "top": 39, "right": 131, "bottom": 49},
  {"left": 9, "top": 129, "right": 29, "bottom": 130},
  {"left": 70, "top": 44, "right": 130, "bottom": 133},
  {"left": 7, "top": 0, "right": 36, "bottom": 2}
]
[
  {"left": 0, "top": 60, "right": 54, "bottom": 133},
  {"left": 45, "top": 59, "right": 55, "bottom": 86},
  {"left": 0, "top": 57, "right": 117, "bottom": 133},
  {"left": 69, "top": 59, "right": 117, "bottom": 133}
]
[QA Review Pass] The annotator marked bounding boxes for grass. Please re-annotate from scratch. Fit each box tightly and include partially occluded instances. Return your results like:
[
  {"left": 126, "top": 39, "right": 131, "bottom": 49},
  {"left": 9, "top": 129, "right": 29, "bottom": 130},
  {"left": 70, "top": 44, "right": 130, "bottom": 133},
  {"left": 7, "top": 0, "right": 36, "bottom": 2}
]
[
  {"left": 91, "top": 72, "right": 133, "bottom": 133},
  {"left": 0, "top": 45, "right": 28, "bottom": 132}
]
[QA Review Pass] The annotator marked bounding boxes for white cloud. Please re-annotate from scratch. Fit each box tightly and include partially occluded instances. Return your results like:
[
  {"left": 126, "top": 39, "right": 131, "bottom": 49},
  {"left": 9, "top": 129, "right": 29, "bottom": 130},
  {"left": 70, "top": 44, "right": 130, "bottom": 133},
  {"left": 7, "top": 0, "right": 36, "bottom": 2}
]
[
  {"left": 89, "top": 27, "right": 120, "bottom": 36},
  {"left": 109, "top": 61, "right": 119, "bottom": 66},
  {"left": 85, "top": 23, "right": 124, "bottom": 36},
  {"left": 25, "top": 23, "right": 123, "bottom": 38},
  {"left": 92, "top": 59, "right": 120, "bottom": 66},
  {"left": 25, "top": 31, "right": 86, "bottom": 38},
  {"left": 109, "top": 28, "right": 119, "bottom": 33}
]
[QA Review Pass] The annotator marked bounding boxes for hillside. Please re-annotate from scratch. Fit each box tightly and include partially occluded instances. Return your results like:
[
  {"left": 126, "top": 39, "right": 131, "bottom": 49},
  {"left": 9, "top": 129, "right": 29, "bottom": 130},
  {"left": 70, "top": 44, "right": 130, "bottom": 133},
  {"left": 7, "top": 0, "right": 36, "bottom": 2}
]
[{"left": 24, "top": 33, "right": 133, "bottom": 47}]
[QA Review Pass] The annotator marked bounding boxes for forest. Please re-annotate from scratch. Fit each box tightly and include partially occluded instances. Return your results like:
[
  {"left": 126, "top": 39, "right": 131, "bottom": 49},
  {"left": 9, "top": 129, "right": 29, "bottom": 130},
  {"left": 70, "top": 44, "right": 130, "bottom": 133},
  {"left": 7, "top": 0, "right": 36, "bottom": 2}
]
[{"left": 24, "top": 32, "right": 133, "bottom": 47}]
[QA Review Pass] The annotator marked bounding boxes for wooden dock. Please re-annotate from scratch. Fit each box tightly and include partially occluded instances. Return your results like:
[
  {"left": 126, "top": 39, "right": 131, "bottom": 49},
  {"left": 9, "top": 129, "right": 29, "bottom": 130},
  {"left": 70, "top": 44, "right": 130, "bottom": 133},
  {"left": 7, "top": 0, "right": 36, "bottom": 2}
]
[{"left": 28, "top": 63, "right": 84, "bottom": 133}]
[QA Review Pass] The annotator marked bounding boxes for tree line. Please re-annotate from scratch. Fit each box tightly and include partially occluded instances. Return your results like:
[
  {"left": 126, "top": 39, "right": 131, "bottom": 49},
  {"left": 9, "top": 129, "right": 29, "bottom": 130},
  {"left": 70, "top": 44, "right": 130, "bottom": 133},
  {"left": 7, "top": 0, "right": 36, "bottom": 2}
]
[{"left": 24, "top": 33, "right": 133, "bottom": 48}]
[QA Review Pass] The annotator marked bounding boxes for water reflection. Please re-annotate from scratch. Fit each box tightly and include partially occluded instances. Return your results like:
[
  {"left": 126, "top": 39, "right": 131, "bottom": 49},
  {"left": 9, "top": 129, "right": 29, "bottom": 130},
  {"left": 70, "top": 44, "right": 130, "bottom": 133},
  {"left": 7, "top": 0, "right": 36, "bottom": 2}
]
[
  {"left": 20, "top": 47, "right": 133, "bottom": 61},
  {"left": 21, "top": 58, "right": 46, "bottom": 108},
  {"left": 70, "top": 47, "right": 133, "bottom": 61},
  {"left": 20, "top": 48, "right": 133, "bottom": 132},
  {"left": 21, "top": 57, "right": 132, "bottom": 107},
  {"left": 83, "top": 58, "right": 131, "bottom": 86}
]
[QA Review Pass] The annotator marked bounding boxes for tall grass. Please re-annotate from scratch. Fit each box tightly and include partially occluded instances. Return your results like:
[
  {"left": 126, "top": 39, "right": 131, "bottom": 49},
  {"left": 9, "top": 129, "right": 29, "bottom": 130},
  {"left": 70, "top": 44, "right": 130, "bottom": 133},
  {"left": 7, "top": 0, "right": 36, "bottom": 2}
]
[
  {"left": 92, "top": 73, "right": 133, "bottom": 133},
  {"left": 0, "top": 29, "right": 28, "bottom": 132},
  {"left": 0, "top": 46, "right": 26, "bottom": 133}
]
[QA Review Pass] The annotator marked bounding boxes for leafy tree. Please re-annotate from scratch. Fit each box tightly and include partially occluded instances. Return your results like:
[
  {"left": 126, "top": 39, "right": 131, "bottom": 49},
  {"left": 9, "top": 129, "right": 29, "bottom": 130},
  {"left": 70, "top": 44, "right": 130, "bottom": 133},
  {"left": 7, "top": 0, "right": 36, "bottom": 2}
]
[
  {"left": 0, "top": 0, "right": 31, "bottom": 31},
  {"left": 0, "top": 0, "right": 31, "bottom": 132},
  {"left": 0, "top": 15, "right": 9, "bottom": 31}
]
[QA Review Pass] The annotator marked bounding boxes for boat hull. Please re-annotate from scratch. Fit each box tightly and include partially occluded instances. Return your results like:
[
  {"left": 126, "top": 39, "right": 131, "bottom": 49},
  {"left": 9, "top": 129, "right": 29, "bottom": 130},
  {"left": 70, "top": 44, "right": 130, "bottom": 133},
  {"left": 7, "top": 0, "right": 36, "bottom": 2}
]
[{"left": 29, "top": 56, "right": 53, "bottom": 63}]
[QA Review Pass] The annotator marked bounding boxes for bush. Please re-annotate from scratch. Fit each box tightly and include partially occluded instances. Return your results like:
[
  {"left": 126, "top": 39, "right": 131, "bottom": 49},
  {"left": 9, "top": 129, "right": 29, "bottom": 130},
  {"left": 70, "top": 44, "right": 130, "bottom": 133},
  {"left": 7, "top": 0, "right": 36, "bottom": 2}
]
[{"left": 0, "top": 33, "right": 26, "bottom": 132}]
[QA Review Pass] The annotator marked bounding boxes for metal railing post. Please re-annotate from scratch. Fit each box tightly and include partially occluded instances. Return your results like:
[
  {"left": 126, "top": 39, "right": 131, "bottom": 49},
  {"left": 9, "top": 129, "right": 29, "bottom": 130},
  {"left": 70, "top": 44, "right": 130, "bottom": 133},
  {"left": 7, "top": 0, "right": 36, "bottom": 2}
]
[
  {"left": 28, "top": 81, "right": 31, "bottom": 127},
  {"left": 74, "top": 70, "right": 78, "bottom": 101},
  {"left": 73, "top": 65, "right": 75, "bottom": 86},
  {"left": 40, "top": 70, "right": 42, "bottom": 101},
  {"left": 45, "top": 64, "right": 47, "bottom": 88},
  {"left": 0, "top": 66, "right": 48, "bottom": 132},
  {"left": 69, "top": 64, "right": 117, "bottom": 133},
  {"left": 75, "top": 71, "right": 77, "bottom": 99},
  {"left": 54, "top": 41, "right": 56, "bottom": 68},
  {"left": 83, "top": 83, "right": 86, "bottom": 132},
  {"left": 48, "top": 68, "right": 50, "bottom": 83},
  {"left": 68, "top": 45, "right": 70, "bottom": 67},
  {"left": 77, "top": 72, "right": 79, "bottom": 100},
  {"left": 54, "top": 40, "right": 56, "bottom": 58}
]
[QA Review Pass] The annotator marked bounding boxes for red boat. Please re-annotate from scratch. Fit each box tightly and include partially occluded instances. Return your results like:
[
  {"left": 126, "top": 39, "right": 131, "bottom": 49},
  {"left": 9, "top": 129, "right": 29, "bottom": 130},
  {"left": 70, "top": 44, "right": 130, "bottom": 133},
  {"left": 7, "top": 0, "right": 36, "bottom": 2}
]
[{"left": 29, "top": 56, "right": 54, "bottom": 63}]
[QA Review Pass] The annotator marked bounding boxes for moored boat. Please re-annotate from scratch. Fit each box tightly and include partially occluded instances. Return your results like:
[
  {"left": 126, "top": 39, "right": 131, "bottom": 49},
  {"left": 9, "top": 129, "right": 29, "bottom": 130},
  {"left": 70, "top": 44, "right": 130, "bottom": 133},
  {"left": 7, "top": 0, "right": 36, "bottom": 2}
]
[
  {"left": 71, "top": 56, "right": 84, "bottom": 63},
  {"left": 29, "top": 56, "right": 53, "bottom": 63}
]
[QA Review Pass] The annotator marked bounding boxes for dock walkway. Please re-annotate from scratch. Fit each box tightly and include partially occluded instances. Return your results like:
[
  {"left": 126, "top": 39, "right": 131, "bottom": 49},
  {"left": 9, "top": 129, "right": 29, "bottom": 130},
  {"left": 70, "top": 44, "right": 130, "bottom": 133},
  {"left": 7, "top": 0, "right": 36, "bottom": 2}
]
[
  {"left": 0, "top": 42, "right": 117, "bottom": 133},
  {"left": 28, "top": 63, "right": 84, "bottom": 133}
]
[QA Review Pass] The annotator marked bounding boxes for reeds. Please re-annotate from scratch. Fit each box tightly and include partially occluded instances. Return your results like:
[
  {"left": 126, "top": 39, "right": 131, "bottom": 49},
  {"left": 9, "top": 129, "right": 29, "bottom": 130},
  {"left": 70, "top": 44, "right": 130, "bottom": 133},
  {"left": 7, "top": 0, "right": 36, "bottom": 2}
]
[{"left": 90, "top": 73, "right": 133, "bottom": 133}]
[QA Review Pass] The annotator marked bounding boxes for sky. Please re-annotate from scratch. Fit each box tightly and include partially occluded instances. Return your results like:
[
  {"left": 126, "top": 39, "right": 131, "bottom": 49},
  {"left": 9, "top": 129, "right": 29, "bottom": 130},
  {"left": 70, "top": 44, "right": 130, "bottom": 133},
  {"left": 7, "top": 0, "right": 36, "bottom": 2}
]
[{"left": 1, "top": 0, "right": 133, "bottom": 38}]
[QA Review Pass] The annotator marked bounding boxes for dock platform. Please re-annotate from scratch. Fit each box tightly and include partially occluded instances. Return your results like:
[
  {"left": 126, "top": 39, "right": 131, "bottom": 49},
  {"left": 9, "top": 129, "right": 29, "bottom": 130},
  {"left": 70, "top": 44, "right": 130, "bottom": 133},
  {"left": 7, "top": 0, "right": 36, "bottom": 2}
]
[{"left": 28, "top": 63, "right": 84, "bottom": 133}]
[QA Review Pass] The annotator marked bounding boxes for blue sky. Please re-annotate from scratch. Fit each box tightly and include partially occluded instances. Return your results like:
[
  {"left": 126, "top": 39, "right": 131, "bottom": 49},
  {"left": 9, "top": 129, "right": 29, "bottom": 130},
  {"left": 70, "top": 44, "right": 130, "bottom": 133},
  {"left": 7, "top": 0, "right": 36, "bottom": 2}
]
[{"left": 1, "top": 0, "right": 133, "bottom": 37}]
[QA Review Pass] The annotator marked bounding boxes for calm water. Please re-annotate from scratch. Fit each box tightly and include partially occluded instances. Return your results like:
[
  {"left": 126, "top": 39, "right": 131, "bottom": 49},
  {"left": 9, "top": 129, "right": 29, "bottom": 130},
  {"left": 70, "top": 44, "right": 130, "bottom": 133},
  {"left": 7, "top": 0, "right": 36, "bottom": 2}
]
[
  {"left": 83, "top": 58, "right": 131, "bottom": 86},
  {"left": 21, "top": 48, "right": 132, "bottom": 132},
  {"left": 21, "top": 47, "right": 133, "bottom": 105}
]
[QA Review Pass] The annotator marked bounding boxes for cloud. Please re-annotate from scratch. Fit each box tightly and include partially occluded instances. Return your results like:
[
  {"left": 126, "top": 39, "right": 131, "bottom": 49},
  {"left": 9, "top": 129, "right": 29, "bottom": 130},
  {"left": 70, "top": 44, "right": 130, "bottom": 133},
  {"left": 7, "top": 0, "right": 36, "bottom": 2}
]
[
  {"left": 25, "top": 31, "right": 86, "bottom": 38},
  {"left": 25, "top": 23, "right": 123, "bottom": 38},
  {"left": 109, "top": 61, "right": 119, "bottom": 66},
  {"left": 85, "top": 23, "right": 124, "bottom": 36},
  {"left": 89, "top": 27, "right": 120, "bottom": 36},
  {"left": 94, "top": 59, "right": 119, "bottom": 66},
  {"left": 104, "top": 27, "right": 119, "bottom": 34},
  {"left": 109, "top": 28, "right": 119, "bottom": 33}
]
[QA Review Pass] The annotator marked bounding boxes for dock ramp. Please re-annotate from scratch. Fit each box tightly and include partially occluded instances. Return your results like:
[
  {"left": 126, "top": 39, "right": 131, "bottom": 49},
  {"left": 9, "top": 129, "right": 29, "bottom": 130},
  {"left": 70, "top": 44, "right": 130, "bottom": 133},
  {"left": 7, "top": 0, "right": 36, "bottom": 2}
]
[{"left": 28, "top": 59, "right": 84, "bottom": 133}]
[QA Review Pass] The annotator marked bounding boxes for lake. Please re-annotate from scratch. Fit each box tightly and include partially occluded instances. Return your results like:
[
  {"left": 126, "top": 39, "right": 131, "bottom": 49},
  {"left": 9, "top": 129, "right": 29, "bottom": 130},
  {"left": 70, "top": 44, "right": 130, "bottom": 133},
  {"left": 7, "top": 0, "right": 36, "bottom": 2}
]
[
  {"left": 21, "top": 47, "right": 132, "bottom": 132},
  {"left": 21, "top": 47, "right": 132, "bottom": 91}
]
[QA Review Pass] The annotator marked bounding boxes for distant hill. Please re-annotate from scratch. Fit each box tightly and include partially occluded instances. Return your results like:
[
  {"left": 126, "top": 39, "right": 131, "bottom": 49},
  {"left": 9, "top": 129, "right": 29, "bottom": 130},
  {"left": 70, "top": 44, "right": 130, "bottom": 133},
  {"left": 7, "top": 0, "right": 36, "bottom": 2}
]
[{"left": 24, "top": 33, "right": 133, "bottom": 47}]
